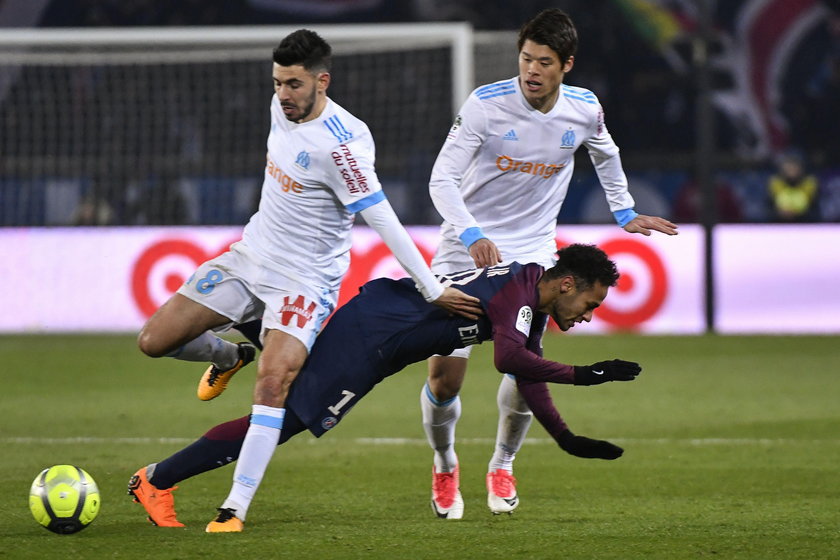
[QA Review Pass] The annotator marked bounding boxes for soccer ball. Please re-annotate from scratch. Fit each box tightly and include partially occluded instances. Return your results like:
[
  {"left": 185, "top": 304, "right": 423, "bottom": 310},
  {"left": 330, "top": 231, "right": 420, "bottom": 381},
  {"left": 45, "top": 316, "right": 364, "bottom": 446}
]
[{"left": 29, "top": 465, "right": 100, "bottom": 534}]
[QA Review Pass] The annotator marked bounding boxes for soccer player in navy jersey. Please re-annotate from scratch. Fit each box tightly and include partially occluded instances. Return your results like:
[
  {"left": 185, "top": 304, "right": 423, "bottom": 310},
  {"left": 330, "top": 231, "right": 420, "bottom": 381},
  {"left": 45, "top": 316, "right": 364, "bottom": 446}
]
[{"left": 129, "top": 244, "right": 641, "bottom": 530}]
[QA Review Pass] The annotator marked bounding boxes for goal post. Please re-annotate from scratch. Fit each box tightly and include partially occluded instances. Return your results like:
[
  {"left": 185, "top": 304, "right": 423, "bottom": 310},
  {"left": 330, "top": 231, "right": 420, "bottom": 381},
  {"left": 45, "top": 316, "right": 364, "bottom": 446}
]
[{"left": 0, "top": 23, "right": 474, "bottom": 226}]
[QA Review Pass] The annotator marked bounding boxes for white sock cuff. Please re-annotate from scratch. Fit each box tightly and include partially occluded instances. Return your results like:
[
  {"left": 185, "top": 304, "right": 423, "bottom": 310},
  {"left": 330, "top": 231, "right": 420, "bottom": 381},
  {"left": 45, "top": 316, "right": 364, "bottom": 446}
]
[
  {"left": 250, "top": 405, "right": 285, "bottom": 429},
  {"left": 422, "top": 382, "right": 460, "bottom": 408}
]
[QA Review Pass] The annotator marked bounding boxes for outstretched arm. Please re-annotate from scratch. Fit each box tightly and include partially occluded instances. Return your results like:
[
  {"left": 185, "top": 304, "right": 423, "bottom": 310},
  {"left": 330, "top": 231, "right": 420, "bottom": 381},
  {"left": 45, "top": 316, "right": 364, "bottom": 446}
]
[
  {"left": 623, "top": 214, "right": 679, "bottom": 236},
  {"left": 360, "top": 200, "right": 483, "bottom": 320},
  {"left": 515, "top": 377, "right": 624, "bottom": 460}
]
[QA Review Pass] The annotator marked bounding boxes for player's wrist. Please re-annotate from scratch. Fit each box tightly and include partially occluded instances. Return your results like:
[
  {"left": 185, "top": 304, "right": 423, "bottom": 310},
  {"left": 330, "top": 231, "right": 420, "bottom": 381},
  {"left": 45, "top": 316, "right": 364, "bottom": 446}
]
[
  {"left": 459, "top": 226, "right": 487, "bottom": 248},
  {"left": 613, "top": 208, "right": 638, "bottom": 227}
]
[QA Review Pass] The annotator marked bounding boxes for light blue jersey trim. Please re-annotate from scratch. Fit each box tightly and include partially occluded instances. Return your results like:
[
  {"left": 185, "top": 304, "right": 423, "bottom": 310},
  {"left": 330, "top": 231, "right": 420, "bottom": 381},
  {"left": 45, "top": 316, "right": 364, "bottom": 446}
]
[
  {"left": 424, "top": 382, "right": 458, "bottom": 407},
  {"left": 562, "top": 85, "right": 597, "bottom": 104},
  {"left": 324, "top": 115, "right": 353, "bottom": 142},
  {"left": 613, "top": 208, "right": 639, "bottom": 227},
  {"left": 346, "top": 190, "right": 386, "bottom": 213},
  {"left": 305, "top": 288, "right": 335, "bottom": 350},
  {"left": 251, "top": 413, "right": 285, "bottom": 429},
  {"left": 459, "top": 226, "right": 486, "bottom": 248},
  {"left": 476, "top": 80, "right": 516, "bottom": 100}
]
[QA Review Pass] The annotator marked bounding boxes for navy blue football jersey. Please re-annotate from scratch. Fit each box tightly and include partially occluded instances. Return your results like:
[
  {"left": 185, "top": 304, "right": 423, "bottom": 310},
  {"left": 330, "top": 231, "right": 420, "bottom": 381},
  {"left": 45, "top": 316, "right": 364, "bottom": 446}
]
[{"left": 286, "top": 262, "right": 549, "bottom": 436}]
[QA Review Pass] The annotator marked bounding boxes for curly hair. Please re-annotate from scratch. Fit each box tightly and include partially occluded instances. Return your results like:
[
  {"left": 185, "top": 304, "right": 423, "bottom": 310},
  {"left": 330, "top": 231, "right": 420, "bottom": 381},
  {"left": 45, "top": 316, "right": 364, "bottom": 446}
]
[{"left": 544, "top": 244, "right": 619, "bottom": 289}]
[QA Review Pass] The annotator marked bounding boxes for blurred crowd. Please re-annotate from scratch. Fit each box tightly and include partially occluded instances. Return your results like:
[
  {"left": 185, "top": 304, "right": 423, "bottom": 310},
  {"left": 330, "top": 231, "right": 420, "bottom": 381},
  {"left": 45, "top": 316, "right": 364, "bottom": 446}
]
[{"left": 1, "top": 0, "right": 838, "bottom": 225}]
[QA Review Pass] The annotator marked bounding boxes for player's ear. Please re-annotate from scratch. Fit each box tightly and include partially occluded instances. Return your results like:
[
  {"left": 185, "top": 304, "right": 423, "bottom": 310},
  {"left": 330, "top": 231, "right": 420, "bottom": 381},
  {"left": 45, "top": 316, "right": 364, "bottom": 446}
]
[
  {"left": 317, "top": 72, "right": 331, "bottom": 92},
  {"left": 560, "top": 275, "right": 575, "bottom": 293},
  {"left": 563, "top": 56, "right": 574, "bottom": 73}
]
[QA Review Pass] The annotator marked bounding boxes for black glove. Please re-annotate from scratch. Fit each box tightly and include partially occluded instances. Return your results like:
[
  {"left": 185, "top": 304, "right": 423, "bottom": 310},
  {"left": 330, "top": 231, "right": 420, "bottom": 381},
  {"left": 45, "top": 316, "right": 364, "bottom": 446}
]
[
  {"left": 557, "top": 429, "right": 623, "bottom": 460},
  {"left": 574, "top": 359, "right": 641, "bottom": 386}
]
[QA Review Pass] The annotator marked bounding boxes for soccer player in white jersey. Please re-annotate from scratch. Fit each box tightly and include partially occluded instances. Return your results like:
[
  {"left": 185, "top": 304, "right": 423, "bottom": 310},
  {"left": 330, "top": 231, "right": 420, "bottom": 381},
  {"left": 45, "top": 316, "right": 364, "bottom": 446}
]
[
  {"left": 130, "top": 29, "right": 482, "bottom": 533},
  {"left": 420, "top": 9, "right": 678, "bottom": 519}
]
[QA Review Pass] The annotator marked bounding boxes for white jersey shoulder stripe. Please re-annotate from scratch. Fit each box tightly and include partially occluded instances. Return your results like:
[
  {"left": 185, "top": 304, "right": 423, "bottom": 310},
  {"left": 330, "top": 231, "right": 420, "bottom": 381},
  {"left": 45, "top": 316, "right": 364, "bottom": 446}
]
[
  {"left": 324, "top": 115, "right": 353, "bottom": 142},
  {"left": 475, "top": 79, "right": 516, "bottom": 100},
  {"left": 561, "top": 84, "right": 597, "bottom": 104},
  {"left": 561, "top": 84, "right": 596, "bottom": 98}
]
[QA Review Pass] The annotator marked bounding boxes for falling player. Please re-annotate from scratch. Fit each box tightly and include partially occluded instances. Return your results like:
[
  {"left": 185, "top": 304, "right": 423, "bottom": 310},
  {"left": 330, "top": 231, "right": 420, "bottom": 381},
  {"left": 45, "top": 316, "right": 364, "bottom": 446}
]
[{"left": 129, "top": 244, "right": 642, "bottom": 531}]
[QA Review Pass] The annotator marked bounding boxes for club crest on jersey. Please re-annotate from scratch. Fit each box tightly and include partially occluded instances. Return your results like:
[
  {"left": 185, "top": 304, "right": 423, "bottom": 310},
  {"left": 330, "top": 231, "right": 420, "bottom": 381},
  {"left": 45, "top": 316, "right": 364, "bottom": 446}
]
[
  {"left": 515, "top": 306, "right": 533, "bottom": 337},
  {"left": 560, "top": 129, "right": 576, "bottom": 149},
  {"left": 279, "top": 295, "right": 317, "bottom": 328},
  {"left": 295, "top": 150, "right": 311, "bottom": 170},
  {"left": 321, "top": 416, "right": 338, "bottom": 430},
  {"left": 447, "top": 114, "right": 463, "bottom": 140}
]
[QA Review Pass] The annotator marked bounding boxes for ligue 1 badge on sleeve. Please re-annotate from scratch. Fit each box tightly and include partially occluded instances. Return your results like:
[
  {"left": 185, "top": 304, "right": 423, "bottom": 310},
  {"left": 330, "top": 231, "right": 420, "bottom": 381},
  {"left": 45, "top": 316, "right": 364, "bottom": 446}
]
[{"left": 447, "top": 115, "right": 463, "bottom": 140}]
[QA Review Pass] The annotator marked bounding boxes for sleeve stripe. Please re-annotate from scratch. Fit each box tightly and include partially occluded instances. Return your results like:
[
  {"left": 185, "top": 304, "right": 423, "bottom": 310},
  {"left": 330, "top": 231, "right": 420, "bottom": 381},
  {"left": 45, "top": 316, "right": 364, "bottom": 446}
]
[
  {"left": 613, "top": 208, "right": 638, "bottom": 227},
  {"left": 346, "top": 190, "right": 386, "bottom": 213},
  {"left": 475, "top": 80, "right": 515, "bottom": 97},
  {"left": 459, "top": 226, "right": 486, "bottom": 248},
  {"left": 324, "top": 115, "right": 353, "bottom": 142}
]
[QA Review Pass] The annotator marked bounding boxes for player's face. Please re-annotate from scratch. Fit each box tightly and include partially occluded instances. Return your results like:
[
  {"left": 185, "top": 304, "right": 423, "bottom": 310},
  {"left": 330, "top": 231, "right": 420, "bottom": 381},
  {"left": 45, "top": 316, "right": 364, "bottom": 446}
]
[
  {"left": 272, "top": 63, "right": 330, "bottom": 123},
  {"left": 546, "top": 280, "right": 608, "bottom": 332},
  {"left": 518, "top": 39, "right": 574, "bottom": 113}
]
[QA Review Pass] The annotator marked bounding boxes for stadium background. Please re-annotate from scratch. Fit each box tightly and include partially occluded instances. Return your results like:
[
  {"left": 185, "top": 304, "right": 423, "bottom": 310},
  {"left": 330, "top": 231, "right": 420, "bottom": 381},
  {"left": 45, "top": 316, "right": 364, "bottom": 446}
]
[
  {"left": 1, "top": 3, "right": 839, "bottom": 558},
  {"left": 1, "top": 0, "right": 839, "bottom": 335},
  {"left": 1, "top": 0, "right": 839, "bottom": 227}
]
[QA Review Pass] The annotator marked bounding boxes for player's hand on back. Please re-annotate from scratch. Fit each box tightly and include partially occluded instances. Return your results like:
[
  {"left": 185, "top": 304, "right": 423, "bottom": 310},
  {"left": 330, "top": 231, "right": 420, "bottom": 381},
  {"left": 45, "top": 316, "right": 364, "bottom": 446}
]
[
  {"left": 623, "top": 214, "right": 679, "bottom": 236},
  {"left": 469, "top": 238, "right": 503, "bottom": 268},
  {"left": 432, "top": 287, "right": 484, "bottom": 320}
]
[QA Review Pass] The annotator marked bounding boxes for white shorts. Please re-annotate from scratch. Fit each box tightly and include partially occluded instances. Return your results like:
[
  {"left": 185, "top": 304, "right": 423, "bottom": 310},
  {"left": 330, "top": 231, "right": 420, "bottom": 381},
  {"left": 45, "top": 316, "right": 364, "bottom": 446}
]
[
  {"left": 430, "top": 249, "right": 556, "bottom": 360},
  {"left": 177, "top": 243, "right": 336, "bottom": 351}
]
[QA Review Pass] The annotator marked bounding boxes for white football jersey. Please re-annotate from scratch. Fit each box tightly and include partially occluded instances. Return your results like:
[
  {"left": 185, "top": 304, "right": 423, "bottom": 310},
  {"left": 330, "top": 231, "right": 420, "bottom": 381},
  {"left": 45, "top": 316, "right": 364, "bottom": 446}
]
[
  {"left": 241, "top": 95, "right": 385, "bottom": 291},
  {"left": 430, "top": 77, "right": 635, "bottom": 267}
]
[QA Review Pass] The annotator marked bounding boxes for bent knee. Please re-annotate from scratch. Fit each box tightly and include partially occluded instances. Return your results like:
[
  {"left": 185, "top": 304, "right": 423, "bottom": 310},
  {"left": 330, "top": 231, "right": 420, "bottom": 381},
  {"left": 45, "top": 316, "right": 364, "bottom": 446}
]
[{"left": 137, "top": 329, "right": 169, "bottom": 358}]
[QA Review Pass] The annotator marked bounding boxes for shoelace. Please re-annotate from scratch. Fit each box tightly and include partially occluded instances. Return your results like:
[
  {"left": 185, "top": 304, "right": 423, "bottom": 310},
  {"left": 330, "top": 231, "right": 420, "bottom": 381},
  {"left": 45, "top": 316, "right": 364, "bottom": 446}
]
[
  {"left": 433, "top": 472, "right": 457, "bottom": 507},
  {"left": 214, "top": 508, "right": 237, "bottom": 522},
  {"left": 490, "top": 472, "right": 516, "bottom": 496}
]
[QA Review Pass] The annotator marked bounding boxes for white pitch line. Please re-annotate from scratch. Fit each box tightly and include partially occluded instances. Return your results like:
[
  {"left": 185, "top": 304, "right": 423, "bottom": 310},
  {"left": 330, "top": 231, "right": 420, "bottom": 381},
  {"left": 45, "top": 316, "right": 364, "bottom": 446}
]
[{"left": 3, "top": 436, "right": 838, "bottom": 446}]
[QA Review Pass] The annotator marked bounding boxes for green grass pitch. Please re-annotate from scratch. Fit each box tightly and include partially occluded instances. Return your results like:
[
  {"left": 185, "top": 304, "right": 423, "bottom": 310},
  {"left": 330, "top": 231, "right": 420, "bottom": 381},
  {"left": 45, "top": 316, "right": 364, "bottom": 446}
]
[{"left": 1, "top": 334, "right": 838, "bottom": 559}]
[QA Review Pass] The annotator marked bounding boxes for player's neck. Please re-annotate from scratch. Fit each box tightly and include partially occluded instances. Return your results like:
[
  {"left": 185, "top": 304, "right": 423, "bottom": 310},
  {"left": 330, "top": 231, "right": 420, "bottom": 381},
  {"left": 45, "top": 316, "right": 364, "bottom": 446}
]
[{"left": 523, "top": 88, "right": 559, "bottom": 114}]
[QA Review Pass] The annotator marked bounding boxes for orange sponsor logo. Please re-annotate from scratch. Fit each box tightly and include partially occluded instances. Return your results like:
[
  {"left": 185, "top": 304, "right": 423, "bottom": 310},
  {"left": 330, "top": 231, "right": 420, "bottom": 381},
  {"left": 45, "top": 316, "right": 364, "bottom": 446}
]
[
  {"left": 495, "top": 155, "right": 565, "bottom": 179},
  {"left": 266, "top": 157, "right": 304, "bottom": 193}
]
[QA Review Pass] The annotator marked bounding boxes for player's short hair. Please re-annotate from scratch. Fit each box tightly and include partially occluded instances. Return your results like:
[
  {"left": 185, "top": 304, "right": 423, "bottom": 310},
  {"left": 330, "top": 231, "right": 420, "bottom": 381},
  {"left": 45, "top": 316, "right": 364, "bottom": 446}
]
[
  {"left": 545, "top": 244, "right": 619, "bottom": 289},
  {"left": 517, "top": 8, "right": 578, "bottom": 64},
  {"left": 273, "top": 29, "right": 332, "bottom": 74}
]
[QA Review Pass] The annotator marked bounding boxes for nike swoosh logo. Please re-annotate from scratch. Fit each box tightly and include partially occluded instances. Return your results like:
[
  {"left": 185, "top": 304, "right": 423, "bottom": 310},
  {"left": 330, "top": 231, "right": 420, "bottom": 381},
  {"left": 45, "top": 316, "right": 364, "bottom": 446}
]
[
  {"left": 502, "top": 496, "right": 518, "bottom": 506},
  {"left": 593, "top": 370, "right": 604, "bottom": 375}
]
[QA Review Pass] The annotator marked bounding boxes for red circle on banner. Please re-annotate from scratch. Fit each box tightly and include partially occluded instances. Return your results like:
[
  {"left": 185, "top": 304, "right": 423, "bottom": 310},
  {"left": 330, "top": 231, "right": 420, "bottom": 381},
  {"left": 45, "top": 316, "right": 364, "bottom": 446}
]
[
  {"left": 338, "top": 241, "right": 435, "bottom": 308},
  {"left": 596, "top": 238, "right": 668, "bottom": 327},
  {"left": 131, "top": 238, "right": 236, "bottom": 318}
]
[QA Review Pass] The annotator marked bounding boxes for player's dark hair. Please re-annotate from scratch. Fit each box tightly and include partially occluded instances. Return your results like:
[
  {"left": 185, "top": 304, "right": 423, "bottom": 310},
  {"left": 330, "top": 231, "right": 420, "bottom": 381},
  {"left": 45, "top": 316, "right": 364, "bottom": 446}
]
[
  {"left": 545, "top": 244, "right": 619, "bottom": 289},
  {"left": 517, "top": 8, "right": 578, "bottom": 64},
  {"left": 273, "top": 29, "right": 332, "bottom": 73}
]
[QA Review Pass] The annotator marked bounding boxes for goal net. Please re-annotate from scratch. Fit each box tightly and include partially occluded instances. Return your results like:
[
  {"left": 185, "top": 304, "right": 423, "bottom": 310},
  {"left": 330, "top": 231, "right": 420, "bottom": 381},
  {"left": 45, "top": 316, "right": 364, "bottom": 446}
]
[{"left": 0, "top": 24, "right": 474, "bottom": 226}]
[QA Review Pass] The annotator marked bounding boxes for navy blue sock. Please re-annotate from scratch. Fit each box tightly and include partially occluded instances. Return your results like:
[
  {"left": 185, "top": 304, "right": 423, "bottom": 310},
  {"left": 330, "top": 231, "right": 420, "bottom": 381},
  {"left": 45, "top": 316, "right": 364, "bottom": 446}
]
[
  {"left": 149, "top": 416, "right": 250, "bottom": 489},
  {"left": 148, "top": 411, "right": 307, "bottom": 489}
]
